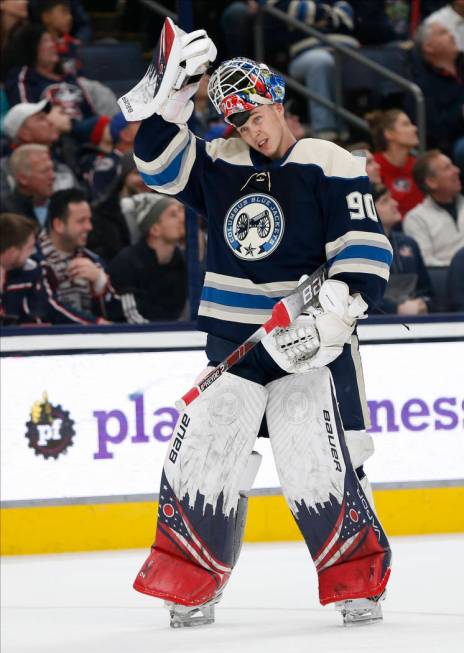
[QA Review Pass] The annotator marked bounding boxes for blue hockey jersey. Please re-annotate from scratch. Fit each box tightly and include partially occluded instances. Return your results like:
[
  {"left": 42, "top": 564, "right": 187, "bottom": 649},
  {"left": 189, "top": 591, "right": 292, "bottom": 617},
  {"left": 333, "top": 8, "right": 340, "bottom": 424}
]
[{"left": 134, "top": 115, "right": 392, "bottom": 343}]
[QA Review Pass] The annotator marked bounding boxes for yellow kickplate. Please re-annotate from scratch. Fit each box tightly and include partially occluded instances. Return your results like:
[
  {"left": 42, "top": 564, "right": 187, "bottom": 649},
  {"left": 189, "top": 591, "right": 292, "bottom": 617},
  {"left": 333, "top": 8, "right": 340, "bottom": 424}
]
[{"left": 1, "top": 486, "right": 463, "bottom": 555}]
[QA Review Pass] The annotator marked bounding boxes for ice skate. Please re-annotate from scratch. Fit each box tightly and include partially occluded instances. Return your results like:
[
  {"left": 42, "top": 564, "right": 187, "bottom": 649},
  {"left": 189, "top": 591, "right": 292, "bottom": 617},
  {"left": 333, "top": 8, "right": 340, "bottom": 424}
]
[
  {"left": 166, "top": 594, "right": 222, "bottom": 628},
  {"left": 335, "top": 591, "right": 385, "bottom": 627}
]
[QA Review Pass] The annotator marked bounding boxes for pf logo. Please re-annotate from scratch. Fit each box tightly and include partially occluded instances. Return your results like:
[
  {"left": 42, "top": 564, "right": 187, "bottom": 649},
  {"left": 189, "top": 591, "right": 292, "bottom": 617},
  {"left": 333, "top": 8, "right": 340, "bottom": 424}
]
[{"left": 25, "top": 392, "right": 75, "bottom": 459}]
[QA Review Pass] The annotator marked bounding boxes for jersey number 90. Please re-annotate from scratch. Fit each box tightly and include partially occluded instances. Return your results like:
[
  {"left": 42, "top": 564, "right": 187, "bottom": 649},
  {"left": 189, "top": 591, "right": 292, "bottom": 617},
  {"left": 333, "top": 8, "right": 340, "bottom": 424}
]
[{"left": 346, "top": 192, "right": 378, "bottom": 221}]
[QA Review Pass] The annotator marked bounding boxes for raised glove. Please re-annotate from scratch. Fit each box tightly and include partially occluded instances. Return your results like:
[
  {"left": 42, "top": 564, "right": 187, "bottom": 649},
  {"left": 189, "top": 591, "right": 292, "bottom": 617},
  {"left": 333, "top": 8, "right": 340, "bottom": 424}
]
[{"left": 118, "top": 17, "right": 216, "bottom": 123}]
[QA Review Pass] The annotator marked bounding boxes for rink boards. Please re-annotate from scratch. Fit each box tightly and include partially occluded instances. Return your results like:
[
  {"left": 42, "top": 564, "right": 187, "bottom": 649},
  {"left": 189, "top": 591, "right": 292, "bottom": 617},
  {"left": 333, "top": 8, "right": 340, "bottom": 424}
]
[{"left": 1, "top": 318, "right": 463, "bottom": 554}]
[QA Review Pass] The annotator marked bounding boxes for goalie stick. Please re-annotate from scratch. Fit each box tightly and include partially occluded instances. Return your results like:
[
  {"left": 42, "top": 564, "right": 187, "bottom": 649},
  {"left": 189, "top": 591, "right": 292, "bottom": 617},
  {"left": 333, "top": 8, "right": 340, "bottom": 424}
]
[{"left": 175, "top": 263, "right": 328, "bottom": 410}]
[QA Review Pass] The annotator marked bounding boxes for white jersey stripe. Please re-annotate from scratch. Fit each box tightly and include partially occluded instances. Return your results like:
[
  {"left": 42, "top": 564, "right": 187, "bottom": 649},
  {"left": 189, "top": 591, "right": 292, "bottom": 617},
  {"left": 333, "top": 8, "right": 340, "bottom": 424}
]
[
  {"left": 329, "top": 260, "right": 391, "bottom": 280},
  {"left": 326, "top": 230, "right": 392, "bottom": 258}
]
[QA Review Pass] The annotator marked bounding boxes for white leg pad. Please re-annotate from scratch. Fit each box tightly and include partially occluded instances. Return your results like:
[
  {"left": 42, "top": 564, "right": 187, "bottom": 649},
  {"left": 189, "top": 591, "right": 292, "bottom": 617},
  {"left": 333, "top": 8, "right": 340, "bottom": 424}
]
[{"left": 164, "top": 371, "right": 267, "bottom": 515}]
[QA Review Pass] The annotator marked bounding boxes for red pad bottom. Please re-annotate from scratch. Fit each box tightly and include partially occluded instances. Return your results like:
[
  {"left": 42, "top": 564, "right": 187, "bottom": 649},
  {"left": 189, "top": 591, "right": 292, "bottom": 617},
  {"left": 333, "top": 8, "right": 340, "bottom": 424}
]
[
  {"left": 133, "top": 548, "right": 229, "bottom": 607},
  {"left": 318, "top": 552, "right": 391, "bottom": 606}
]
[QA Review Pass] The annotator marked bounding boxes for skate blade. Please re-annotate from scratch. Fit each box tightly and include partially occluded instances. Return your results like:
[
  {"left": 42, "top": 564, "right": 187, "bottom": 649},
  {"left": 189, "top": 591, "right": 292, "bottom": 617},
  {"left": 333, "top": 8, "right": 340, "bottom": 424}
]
[
  {"left": 340, "top": 603, "right": 383, "bottom": 627},
  {"left": 342, "top": 611, "right": 383, "bottom": 627},
  {"left": 169, "top": 605, "right": 215, "bottom": 629}
]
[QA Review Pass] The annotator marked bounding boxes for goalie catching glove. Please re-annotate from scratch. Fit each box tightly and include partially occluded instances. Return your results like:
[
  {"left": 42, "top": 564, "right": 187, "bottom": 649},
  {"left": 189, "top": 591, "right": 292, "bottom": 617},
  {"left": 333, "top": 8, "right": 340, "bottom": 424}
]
[
  {"left": 262, "top": 279, "right": 368, "bottom": 373},
  {"left": 118, "top": 17, "right": 216, "bottom": 124}
]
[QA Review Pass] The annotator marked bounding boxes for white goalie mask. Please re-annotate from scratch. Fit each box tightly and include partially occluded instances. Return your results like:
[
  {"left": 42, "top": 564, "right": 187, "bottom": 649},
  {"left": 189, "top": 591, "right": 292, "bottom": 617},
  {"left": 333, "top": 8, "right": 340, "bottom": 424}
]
[{"left": 207, "top": 57, "right": 285, "bottom": 126}]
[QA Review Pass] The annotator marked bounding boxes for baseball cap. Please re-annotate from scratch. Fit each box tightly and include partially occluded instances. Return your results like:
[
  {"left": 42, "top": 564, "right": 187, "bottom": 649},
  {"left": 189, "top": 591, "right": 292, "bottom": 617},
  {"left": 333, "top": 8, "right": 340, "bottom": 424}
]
[{"left": 3, "top": 99, "right": 51, "bottom": 140}]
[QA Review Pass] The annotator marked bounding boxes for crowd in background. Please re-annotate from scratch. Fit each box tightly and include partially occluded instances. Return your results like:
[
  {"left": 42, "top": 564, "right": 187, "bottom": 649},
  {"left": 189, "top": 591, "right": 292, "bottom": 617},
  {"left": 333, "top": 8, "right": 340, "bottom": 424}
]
[{"left": 1, "top": 0, "right": 463, "bottom": 328}]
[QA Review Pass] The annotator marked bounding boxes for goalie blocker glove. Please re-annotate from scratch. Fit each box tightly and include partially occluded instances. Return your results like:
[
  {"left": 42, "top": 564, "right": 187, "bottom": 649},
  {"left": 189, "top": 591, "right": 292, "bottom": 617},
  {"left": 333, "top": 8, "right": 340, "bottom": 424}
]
[
  {"left": 262, "top": 279, "right": 368, "bottom": 373},
  {"left": 118, "top": 17, "right": 217, "bottom": 124}
]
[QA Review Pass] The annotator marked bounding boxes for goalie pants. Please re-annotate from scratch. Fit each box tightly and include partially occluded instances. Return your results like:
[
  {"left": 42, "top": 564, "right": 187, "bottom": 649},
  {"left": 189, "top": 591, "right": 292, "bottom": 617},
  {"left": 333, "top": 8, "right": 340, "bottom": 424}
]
[{"left": 134, "top": 360, "right": 391, "bottom": 607}]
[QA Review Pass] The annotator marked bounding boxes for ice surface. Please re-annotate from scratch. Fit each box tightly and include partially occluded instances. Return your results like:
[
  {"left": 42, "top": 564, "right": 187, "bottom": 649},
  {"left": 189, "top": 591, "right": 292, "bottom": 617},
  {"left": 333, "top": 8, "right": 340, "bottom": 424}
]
[{"left": 2, "top": 535, "right": 463, "bottom": 653}]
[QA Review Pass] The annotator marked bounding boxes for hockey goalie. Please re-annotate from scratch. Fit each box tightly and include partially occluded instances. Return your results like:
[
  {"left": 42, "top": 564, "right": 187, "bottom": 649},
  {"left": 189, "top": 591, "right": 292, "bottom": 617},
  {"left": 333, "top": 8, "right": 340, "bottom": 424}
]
[{"left": 118, "top": 16, "right": 393, "bottom": 629}]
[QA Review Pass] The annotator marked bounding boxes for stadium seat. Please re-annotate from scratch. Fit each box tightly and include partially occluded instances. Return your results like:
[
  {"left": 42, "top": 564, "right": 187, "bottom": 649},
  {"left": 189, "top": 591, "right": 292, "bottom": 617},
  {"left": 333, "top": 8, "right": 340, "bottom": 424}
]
[
  {"left": 427, "top": 267, "right": 450, "bottom": 312},
  {"left": 104, "top": 78, "right": 141, "bottom": 98},
  {"left": 77, "top": 42, "right": 146, "bottom": 82},
  {"left": 342, "top": 45, "right": 411, "bottom": 110}
]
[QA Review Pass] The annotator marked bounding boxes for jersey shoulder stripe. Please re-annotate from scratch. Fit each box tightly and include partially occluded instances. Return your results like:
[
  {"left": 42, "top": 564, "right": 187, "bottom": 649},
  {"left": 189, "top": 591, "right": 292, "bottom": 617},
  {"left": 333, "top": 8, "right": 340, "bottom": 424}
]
[
  {"left": 134, "top": 127, "right": 195, "bottom": 194},
  {"left": 205, "top": 137, "right": 252, "bottom": 166},
  {"left": 283, "top": 138, "right": 366, "bottom": 179}
]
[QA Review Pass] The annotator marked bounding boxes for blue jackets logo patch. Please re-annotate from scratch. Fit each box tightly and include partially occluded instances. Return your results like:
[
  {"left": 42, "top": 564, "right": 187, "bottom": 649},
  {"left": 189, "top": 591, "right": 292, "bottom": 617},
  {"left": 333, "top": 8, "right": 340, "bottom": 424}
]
[{"left": 224, "top": 193, "right": 284, "bottom": 260}]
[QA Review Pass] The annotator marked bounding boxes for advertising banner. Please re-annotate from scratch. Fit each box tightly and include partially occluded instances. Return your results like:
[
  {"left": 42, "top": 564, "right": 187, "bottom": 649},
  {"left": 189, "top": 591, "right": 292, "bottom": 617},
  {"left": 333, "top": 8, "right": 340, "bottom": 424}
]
[{"left": 1, "top": 341, "right": 463, "bottom": 502}]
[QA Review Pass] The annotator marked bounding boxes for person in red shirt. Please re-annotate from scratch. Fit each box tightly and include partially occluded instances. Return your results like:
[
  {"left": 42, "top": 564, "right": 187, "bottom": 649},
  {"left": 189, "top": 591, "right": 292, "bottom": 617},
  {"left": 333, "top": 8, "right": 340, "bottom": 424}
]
[{"left": 367, "top": 109, "right": 424, "bottom": 218}]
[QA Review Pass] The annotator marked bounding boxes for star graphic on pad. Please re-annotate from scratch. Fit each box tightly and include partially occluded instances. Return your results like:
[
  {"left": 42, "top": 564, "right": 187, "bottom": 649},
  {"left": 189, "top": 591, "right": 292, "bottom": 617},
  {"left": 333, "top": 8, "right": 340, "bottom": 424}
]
[{"left": 244, "top": 243, "right": 256, "bottom": 256}]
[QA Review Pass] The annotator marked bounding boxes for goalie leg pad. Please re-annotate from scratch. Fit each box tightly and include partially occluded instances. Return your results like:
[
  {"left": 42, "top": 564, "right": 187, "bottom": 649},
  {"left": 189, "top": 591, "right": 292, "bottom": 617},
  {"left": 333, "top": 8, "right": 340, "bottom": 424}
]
[
  {"left": 134, "top": 372, "right": 267, "bottom": 606},
  {"left": 265, "top": 369, "right": 391, "bottom": 606}
]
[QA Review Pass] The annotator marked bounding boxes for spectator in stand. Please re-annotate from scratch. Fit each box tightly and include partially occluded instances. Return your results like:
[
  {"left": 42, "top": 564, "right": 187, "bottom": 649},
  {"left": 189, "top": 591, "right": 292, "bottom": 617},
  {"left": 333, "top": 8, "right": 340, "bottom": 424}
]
[
  {"left": 35, "top": 0, "right": 80, "bottom": 76},
  {"left": 3, "top": 24, "right": 110, "bottom": 146},
  {"left": 28, "top": 0, "right": 93, "bottom": 42},
  {"left": 0, "top": 212, "right": 47, "bottom": 325},
  {"left": 2, "top": 144, "right": 54, "bottom": 225},
  {"left": 372, "top": 183, "right": 432, "bottom": 315},
  {"left": 275, "top": 0, "right": 359, "bottom": 140},
  {"left": 33, "top": 0, "right": 119, "bottom": 116},
  {"left": 1, "top": 99, "right": 76, "bottom": 194},
  {"left": 366, "top": 109, "right": 424, "bottom": 218},
  {"left": 347, "top": 142, "right": 382, "bottom": 184},
  {"left": 34, "top": 188, "right": 120, "bottom": 324},
  {"left": 81, "top": 113, "right": 140, "bottom": 202},
  {"left": 404, "top": 149, "right": 464, "bottom": 265},
  {"left": 412, "top": 21, "right": 464, "bottom": 168},
  {"left": 426, "top": 1, "right": 464, "bottom": 51},
  {"left": 119, "top": 152, "right": 146, "bottom": 199},
  {"left": 0, "top": 0, "right": 28, "bottom": 80},
  {"left": 109, "top": 195, "right": 187, "bottom": 323},
  {"left": 447, "top": 247, "right": 464, "bottom": 310},
  {"left": 79, "top": 114, "right": 142, "bottom": 261},
  {"left": 119, "top": 156, "right": 154, "bottom": 244}
]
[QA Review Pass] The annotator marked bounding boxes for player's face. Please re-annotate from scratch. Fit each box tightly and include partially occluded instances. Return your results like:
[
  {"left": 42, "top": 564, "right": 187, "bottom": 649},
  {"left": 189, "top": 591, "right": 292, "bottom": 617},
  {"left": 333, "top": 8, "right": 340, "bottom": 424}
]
[
  {"left": 386, "top": 113, "right": 418, "bottom": 149},
  {"left": 58, "top": 201, "right": 93, "bottom": 250},
  {"left": 375, "top": 191, "right": 401, "bottom": 229},
  {"left": 236, "top": 105, "right": 294, "bottom": 160}
]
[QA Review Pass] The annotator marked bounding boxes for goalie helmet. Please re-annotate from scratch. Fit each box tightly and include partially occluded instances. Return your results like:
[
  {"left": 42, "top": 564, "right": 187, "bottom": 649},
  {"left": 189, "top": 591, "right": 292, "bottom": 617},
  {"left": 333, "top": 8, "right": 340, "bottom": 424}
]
[{"left": 207, "top": 57, "right": 285, "bottom": 127}]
